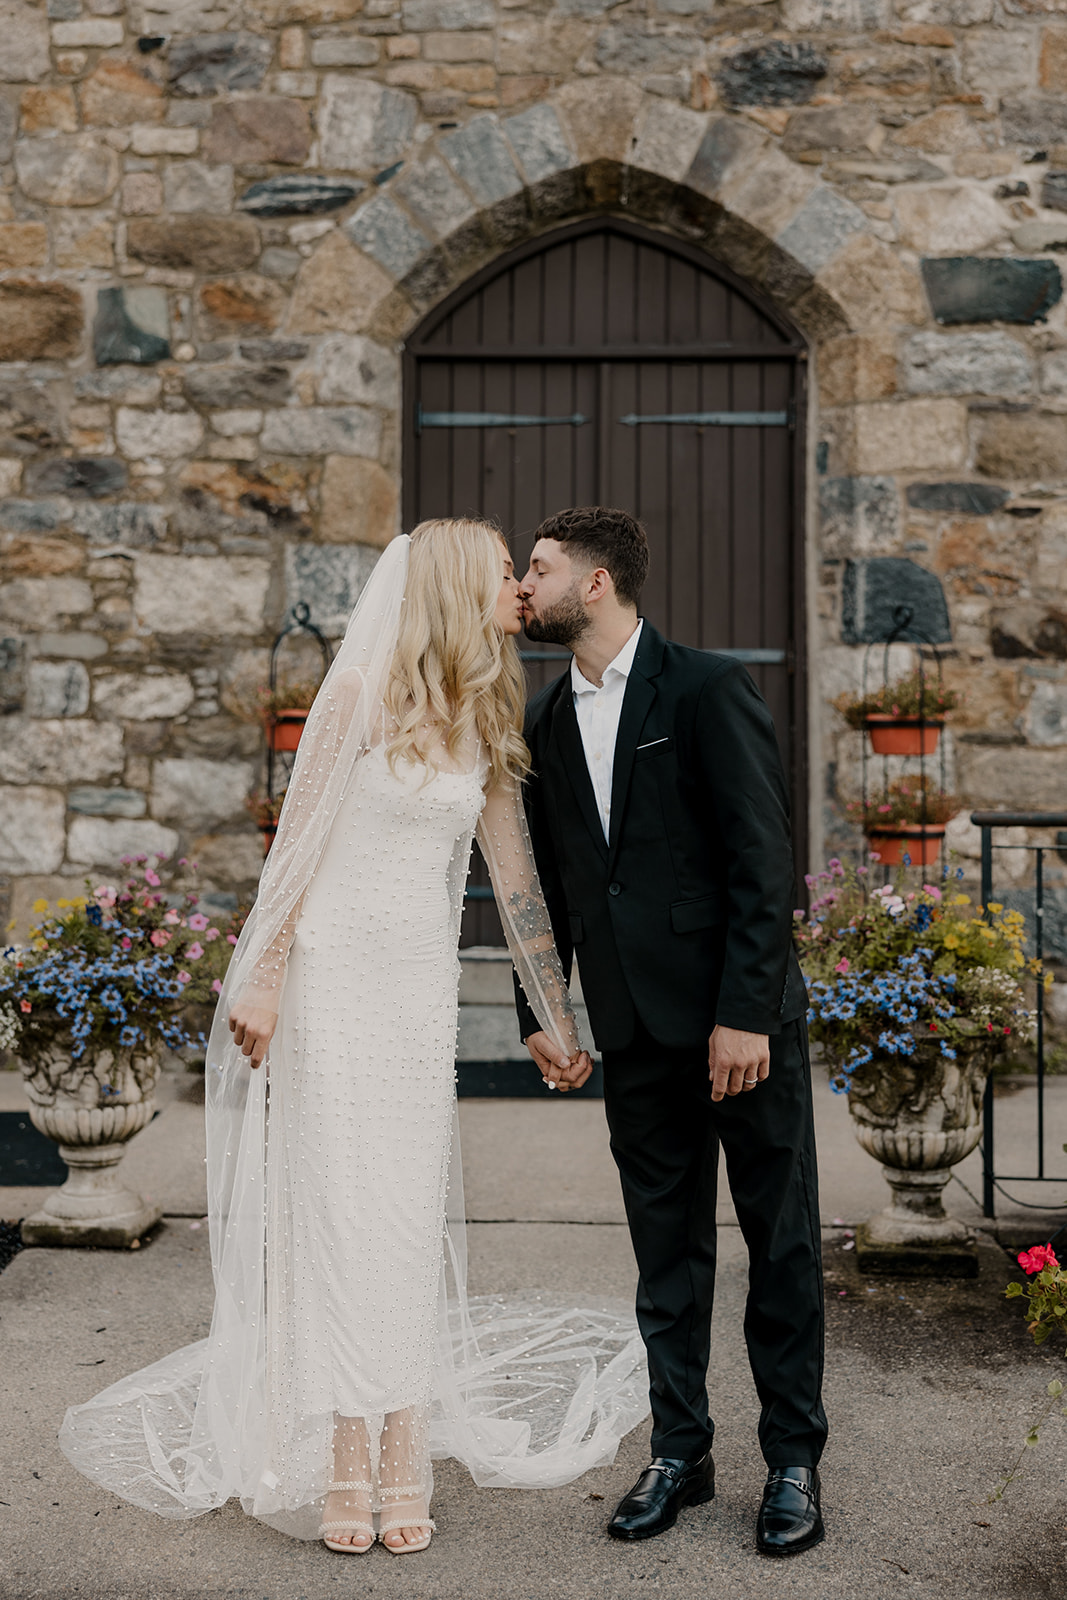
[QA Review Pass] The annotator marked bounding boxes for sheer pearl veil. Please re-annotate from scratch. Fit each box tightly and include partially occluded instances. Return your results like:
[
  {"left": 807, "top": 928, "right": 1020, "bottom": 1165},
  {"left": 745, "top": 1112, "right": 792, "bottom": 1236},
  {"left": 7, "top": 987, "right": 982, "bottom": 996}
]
[{"left": 58, "top": 533, "right": 648, "bottom": 1535}]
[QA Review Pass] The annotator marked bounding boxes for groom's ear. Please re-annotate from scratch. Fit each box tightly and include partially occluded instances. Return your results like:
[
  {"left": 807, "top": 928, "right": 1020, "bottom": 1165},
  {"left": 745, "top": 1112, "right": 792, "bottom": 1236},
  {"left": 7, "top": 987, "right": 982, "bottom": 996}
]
[{"left": 585, "top": 566, "right": 614, "bottom": 604}]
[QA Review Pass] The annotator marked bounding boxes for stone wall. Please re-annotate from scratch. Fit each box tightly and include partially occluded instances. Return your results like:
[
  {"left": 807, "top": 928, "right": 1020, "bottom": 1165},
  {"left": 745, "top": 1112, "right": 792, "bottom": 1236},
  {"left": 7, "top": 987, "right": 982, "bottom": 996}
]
[{"left": 2, "top": 0, "right": 1067, "bottom": 932}]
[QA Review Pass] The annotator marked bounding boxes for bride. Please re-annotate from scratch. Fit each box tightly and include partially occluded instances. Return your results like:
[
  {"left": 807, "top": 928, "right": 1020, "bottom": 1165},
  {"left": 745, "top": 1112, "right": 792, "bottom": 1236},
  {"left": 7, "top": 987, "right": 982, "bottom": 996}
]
[{"left": 59, "top": 519, "right": 647, "bottom": 1556}]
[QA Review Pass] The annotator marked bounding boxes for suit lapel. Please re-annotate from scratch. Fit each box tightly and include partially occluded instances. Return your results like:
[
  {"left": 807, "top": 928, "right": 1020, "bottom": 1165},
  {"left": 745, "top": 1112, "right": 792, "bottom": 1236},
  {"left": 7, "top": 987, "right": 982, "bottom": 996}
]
[
  {"left": 549, "top": 682, "right": 609, "bottom": 862},
  {"left": 607, "top": 624, "right": 665, "bottom": 862}
]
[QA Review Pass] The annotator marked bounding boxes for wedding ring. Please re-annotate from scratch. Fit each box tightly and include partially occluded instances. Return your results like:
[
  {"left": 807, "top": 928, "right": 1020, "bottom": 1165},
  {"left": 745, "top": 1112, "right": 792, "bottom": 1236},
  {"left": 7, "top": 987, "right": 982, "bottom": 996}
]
[{"left": 743, "top": 1076, "right": 758, "bottom": 1087}]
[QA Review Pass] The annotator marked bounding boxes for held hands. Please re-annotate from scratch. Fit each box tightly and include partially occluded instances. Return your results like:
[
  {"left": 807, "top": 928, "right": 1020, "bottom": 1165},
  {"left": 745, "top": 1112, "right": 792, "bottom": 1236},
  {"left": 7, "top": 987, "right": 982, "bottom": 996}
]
[
  {"left": 228, "top": 998, "right": 278, "bottom": 1070},
  {"left": 708, "top": 1025, "right": 770, "bottom": 1102},
  {"left": 524, "top": 1031, "right": 594, "bottom": 1093}
]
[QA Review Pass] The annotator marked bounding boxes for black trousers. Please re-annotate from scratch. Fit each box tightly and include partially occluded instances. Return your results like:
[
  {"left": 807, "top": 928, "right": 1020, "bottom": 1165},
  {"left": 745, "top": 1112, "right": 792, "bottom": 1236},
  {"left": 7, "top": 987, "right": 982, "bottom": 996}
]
[{"left": 601, "top": 1015, "right": 827, "bottom": 1467}]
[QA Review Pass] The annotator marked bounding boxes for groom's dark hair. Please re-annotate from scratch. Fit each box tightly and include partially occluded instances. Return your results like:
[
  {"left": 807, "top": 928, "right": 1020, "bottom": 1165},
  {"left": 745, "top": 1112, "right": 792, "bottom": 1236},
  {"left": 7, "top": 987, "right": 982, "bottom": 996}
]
[{"left": 533, "top": 506, "right": 649, "bottom": 609}]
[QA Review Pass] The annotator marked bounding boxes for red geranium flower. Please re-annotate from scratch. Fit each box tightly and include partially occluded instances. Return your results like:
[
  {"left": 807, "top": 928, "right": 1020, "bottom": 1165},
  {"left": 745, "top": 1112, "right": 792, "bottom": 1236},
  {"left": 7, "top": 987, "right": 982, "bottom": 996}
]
[{"left": 1018, "top": 1243, "right": 1059, "bottom": 1275}]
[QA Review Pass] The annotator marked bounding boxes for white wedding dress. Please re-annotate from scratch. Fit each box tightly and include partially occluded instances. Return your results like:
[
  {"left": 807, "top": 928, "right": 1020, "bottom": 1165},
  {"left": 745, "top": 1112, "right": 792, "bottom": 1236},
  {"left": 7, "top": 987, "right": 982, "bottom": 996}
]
[{"left": 59, "top": 537, "right": 647, "bottom": 1542}]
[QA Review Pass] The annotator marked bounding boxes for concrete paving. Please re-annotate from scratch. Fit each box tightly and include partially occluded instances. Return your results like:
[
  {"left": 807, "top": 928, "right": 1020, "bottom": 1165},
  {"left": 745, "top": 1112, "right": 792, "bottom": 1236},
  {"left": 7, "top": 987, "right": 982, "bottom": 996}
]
[{"left": 2, "top": 1063, "right": 1066, "bottom": 1600}]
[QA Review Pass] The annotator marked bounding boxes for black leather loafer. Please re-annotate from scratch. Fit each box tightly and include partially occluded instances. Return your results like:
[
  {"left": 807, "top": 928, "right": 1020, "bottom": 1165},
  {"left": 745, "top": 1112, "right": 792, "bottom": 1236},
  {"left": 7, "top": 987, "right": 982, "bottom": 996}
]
[
  {"left": 756, "top": 1466, "right": 824, "bottom": 1557},
  {"left": 608, "top": 1453, "right": 715, "bottom": 1541}
]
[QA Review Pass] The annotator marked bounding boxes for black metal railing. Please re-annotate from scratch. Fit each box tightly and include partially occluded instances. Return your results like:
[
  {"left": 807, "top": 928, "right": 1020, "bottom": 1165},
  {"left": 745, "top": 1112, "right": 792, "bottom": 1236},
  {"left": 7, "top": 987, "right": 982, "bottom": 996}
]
[{"left": 973, "top": 810, "right": 1067, "bottom": 1217}]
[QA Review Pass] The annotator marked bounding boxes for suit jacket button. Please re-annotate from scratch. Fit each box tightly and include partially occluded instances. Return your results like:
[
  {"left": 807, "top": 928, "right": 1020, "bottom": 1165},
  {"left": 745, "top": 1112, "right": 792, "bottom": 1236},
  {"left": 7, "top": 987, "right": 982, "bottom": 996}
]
[{"left": 608, "top": 882, "right": 621, "bottom": 896}]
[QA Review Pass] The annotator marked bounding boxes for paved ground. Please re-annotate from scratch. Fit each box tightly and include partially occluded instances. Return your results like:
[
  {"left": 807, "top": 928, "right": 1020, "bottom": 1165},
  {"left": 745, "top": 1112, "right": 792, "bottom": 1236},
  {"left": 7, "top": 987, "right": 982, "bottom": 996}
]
[{"left": 1, "top": 1067, "right": 1066, "bottom": 1600}]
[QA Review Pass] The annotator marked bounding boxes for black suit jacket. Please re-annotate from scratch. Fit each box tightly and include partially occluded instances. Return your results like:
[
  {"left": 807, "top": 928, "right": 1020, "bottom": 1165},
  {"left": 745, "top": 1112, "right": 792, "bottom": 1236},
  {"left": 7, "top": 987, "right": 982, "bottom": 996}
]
[{"left": 515, "top": 622, "right": 808, "bottom": 1054}]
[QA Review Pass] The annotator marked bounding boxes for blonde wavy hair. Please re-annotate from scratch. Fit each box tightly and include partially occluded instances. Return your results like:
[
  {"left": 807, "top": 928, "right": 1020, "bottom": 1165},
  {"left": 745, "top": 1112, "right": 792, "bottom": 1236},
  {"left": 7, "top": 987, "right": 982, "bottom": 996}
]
[{"left": 383, "top": 517, "right": 530, "bottom": 789}]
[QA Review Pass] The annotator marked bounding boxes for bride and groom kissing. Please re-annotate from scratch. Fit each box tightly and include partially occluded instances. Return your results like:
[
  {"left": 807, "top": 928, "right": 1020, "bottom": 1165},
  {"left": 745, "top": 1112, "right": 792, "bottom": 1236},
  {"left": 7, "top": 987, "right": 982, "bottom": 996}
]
[{"left": 60, "top": 504, "right": 826, "bottom": 1562}]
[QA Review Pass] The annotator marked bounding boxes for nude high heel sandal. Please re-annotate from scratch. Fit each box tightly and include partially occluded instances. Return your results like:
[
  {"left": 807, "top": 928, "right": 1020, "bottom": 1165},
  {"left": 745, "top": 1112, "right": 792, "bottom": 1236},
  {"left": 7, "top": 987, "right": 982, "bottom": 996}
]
[
  {"left": 378, "top": 1488, "right": 435, "bottom": 1554},
  {"left": 318, "top": 1480, "right": 375, "bottom": 1553}
]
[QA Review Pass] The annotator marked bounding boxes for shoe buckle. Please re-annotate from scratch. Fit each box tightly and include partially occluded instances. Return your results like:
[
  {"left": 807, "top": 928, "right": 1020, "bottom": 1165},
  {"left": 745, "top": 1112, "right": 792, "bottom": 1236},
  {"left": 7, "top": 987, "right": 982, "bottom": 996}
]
[{"left": 769, "top": 1474, "right": 815, "bottom": 1499}]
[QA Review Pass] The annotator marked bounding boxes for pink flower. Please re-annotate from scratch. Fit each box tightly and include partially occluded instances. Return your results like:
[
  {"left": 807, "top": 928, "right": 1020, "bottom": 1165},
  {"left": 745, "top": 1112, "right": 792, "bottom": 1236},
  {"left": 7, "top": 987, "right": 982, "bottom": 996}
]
[
  {"left": 188, "top": 912, "right": 209, "bottom": 932},
  {"left": 205, "top": 927, "right": 220, "bottom": 942},
  {"left": 150, "top": 929, "right": 171, "bottom": 947},
  {"left": 923, "top": 884, "right": 942, "bottom": 900},
  {"left": 120, "top": 936, "right": 132, "bottom": 952},
  {"left": 186, "top": 941, "right": 204, "bottom": 961},
  {"left": 227, "top": 933, "right": 238, "bottom": 946},
  {"left": 793, "top": 909, "right": 806, "bottom": 921},
  {"left": 19, "top": 1000, "right": 31, "bottom": 1014},
  {"left": 163, "top": 908, "right": 181, "bottom": 926},
  {"left": 1018, "top": 1243, "right": 1059, "bottom": 1276},
  {"left": 212, "top": 978, "right": 223, "bottom": 995},
  {"left": 876, "top": 803, "right": 892, "bottom": 814},
  {"left": 834, "top": 958, "right": 850, "bottom": 974},
  {"left": 144, "top": 867, "right": 160, "bottom": 886},
  {"left": 177, "top": 971, "right": 191, "bottom": 984}
]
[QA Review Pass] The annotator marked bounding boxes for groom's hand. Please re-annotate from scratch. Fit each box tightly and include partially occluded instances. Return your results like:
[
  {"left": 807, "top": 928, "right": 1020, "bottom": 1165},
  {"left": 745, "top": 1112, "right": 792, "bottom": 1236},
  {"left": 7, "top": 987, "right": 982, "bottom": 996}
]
[
  {"left": 525, "top": 1031, "right": 588, "bottom": 1093},
  {"left": 708, "top": 1025, "right": 770, "bottom": 1102}
]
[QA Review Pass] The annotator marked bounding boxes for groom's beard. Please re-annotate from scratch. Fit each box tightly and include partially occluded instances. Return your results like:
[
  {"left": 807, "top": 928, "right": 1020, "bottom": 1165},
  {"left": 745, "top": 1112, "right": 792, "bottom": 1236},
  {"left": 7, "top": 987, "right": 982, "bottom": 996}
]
[{"left": 522, "top": 586, "right": 591, "bottom": 649}]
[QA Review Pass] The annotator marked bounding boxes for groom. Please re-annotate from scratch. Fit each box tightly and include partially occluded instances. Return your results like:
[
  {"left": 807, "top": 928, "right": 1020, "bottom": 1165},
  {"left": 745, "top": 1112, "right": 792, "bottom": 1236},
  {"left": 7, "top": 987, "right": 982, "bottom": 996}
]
[{"left": 514, "top": 507, "right": 827, "bottom": 1557}]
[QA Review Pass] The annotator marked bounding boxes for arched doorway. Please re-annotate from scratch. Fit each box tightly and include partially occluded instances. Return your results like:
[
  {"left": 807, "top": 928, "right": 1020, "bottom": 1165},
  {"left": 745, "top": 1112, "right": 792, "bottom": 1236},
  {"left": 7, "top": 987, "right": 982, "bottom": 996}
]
[{"left": 403, "top": 217, "right": 807, "bottom": 943}]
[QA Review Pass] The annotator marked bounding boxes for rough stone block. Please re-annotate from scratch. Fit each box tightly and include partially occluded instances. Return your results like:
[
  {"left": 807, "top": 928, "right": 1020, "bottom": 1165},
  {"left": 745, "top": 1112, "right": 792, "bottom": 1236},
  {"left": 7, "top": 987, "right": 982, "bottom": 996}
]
[
  {"left": 957, "top": 746, "right": 1067, "bottom": 812},
  {"left": 783, "top": 0, "right": 890, "bottom": 21},
  {"left": 718, "top": 40, "right": 828, "bottom": 108},
  {"left": 441, "top": 116, "right": 523, "bottom": 206},
  {"left": 93, "top": 671, "right": 196, "bottom": 720},
  {"left": 25, "top": 457, "right": 127, "bottom": 500},
  {"left": 0, "top": 500, "right": 69, "bottom": 535},
  {"left": 130, "top": 127, "right": 200, "bottom": 156},
  {"left": 1026, "top": 679, "right": 1067, "bottom": 746},
  {"left": 54, "top": 212, "right": 115, "bottom": 272},
  {"left": 401, "top": 0, "right": 493, "bottom": 27},
  {"left": 285, "top": 541, "right": 379, "bottom": 634},
  {"left": 0, "top": 717, "right": 124, "bottom": 785},
  {"left": 0, "top": 224, "right": 48, "bottom": 269},
  {"left": 0, "top": 0, "right": 50, "bottom": 81},
  {"left": 163, "top": 158, "right": 234, "bottom": 214},
  {"left": 0, "top": 576, "right": 92, "bottom": 628},
  {"left": 313, "top": 334, "right": 399, "bottom": 408},
  {"left": 93, "top": 286, "right": 170, "bottom": 367},
  {"left": 182, "top": 364, "right": 292, "bottom": 408},
  {"left": 817, "top": 233, "right": 927, "bottom": 330},
  {"left": 168, "top": 31, "right": 272, "bottom": 94},
  {"left": 261, "top": 405, "right": 381, "bottom": 458},
  {"left": 309, "top": 36, "right": 379, "bottom": 65},
  {"left": 1002, "top": 96, "right": 1067, "bottom": 148},
  {"left": 686, "top": 115, "right": 766, "bottom": 199},
  {"left": 259, "top": 247, "right": 302, "bottom": 279},
  {"left": 210, "top": 408, "right": 262, "bottom": 436},
  {"left": 345, "top": 194, "right": 429, "bottom": 280},
  {"left": 204, "top": 96, "right": 311, "bottom": 166},
  {"left": 1040, "top": 25, "right": 1067, "bottom": 92},
  {"left": 133, "top": 553, "right": 270, "bottom": 635},
  {"left": 71, "top": 502, "right": 169, "bottom": 547},
  {"left": 922, "top": 257, "right": 1062, "bottom": 327},
  {"left": 782, "top": 104, "right": 877, "bottom": 155},
  {"left": 719, "top": 145, "right": 815, "bottom": 239},
  {"left": 121, "top": 171, "right": 164, "bottom": 215},
  {"left": 842, "top": 557, "right": 951, "bottom": 645},
  {"left": 974, "top": 411, "right": 1067, "bottom": 483},
  {"left": 81, "top": 58, "right": 165, "bottom": 125},
  {"left": 906, "top": 482, "right": 1009, "bottom": 514},
  {"left": 319, "top": 455, "right": 397, "bottom": 546},
  {"left": 394, "top": 155, "right": 477, "bottom": 238},
  {"left": 199, "top": 273, "right": 284, "bottom": 335},
  {"left": 288, "top": 231, "right": 394, "bottom": 336},
  {"left": 776, "top": 185, "right": 866, "bottom": 274},
  {"left": 1040, "top": 170, "right": 1067, "bottom": 214},
  {"left": 25, "top": 660, "right": 89, "bottom": 718},
  {"left": 594, "top": 21, "right": 699, "bottom": 75},
  {"left": 151, "top": 755, "right": 252, "bottom": 829},
  {"left": 0, "top": 96, "right": 15, "bottom": 163},
  {"left": 51, "top": 16, "right": 123, "bottom": 43},
  {"left": 67, "top": 786, "right": 147, "bottom": 818},
  {"left": 553, "top": 77, "right": 642, "bottom": 165},
  {"left": 0, "top": 280, "right": 83, "bottom": 362},
  {"left": 17, "top": 85, "right": 77, "bottom": 137},
  {"left": 237, "top": 175, "right": 364, "bottom": 216},
  {"left": 116, "top": 407, "right": 204, "bottom": 461},
  {"left": 902, "top": 331, "right": 1033, "bottom": 398},
  {"left": 14, "top": 134, "right": 119, "bottom": 205},
  {"left": 632, "top": 100, "right": 707, "bottom": 185},
  {"left": 126, "top": 215, "right": 260, "bottom": 271},
  {"left": 853, "top": 399, "right": 967, "bottom": 476},
  {"left": 319, "top": 75, "right": 417, "bottom": 171},
  {"left": 67, "top": 814, "right": 179, "bottom": 869},
  {"left": 897, "top": 185, "right": 1007, "bottom": 255},
  {"left": 0, "top": 787, "right": 65, "bottom": 875},
  {"left": 504, "top": 104, "right": 574, "bottom": 185},
  {"left": 819, "top": 476, "right": 899, "bottom": 556}
]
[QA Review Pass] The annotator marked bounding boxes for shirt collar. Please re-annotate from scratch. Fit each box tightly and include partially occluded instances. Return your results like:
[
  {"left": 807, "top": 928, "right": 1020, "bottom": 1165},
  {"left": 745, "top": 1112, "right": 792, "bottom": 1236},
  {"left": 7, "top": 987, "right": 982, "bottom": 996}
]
[{"left": 570, "top": 619, "right": 644, "bottom": 697}]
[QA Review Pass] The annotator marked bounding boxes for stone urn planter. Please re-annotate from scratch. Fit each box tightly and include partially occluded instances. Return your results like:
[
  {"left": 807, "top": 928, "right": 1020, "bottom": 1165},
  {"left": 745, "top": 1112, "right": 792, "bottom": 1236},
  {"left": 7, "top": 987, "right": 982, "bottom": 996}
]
[
  {"left": 845, "top": 1041, "right": 994, "bottom": 1277},
  {"left": 19, "top": 1039, "right": 163, "bottom": 1248}
]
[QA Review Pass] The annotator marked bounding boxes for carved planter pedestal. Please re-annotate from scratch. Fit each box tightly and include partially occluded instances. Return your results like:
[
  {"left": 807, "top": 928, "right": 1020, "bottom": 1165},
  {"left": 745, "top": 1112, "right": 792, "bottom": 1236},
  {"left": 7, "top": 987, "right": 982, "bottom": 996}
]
[
  {"left": 845, "top": 1045, "right": 992, "bottom": 1279},
  {"left": 20, "top": 1043, "right": 163, "bottom": 1249}
]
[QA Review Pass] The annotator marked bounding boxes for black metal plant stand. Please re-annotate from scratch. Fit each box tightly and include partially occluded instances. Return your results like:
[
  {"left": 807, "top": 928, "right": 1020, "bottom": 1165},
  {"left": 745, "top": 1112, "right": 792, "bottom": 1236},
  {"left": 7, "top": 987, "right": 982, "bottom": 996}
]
[{"left": 265, "top": 602, "right": 334, "bottom": 809}]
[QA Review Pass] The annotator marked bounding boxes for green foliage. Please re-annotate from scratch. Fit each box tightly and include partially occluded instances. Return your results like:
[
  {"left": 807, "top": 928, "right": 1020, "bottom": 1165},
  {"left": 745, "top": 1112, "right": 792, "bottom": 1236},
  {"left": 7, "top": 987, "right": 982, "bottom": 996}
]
[{"left": 834, "top": 669, "right": 960, "bottom": 730}]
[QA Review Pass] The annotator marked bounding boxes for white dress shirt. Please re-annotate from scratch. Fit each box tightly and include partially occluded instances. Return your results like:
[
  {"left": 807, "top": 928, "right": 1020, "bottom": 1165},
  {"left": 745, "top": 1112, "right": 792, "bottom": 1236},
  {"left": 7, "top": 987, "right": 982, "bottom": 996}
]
[{"left": 570, "top": 620, "right": 644, "bottom": 843}]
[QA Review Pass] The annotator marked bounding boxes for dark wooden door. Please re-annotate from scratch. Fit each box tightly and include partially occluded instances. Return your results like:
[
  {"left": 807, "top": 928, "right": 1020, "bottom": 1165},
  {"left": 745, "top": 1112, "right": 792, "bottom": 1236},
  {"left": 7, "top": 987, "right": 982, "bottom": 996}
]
[{"left": 403, "top": 219, "right": 807, "bottom": 946}]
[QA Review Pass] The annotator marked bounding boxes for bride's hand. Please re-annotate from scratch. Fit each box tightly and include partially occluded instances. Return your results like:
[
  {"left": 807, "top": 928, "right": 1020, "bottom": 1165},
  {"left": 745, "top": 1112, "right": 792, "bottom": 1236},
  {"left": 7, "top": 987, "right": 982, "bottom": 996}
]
[{"left": 228, "top": 1000, "right": 278, "bottom": 1069}]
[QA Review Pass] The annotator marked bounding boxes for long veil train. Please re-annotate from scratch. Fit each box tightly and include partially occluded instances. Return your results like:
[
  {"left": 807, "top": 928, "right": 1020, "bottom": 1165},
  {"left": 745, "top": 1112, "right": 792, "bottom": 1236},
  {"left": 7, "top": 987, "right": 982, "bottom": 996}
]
[{"left": 58, "top": 535, "right": 648, "bottom": 1537}]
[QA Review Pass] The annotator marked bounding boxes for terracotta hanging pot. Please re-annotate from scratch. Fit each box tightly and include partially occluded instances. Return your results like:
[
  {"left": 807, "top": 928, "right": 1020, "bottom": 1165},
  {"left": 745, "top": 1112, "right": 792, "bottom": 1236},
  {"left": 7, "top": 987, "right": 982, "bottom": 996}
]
[
  {"left": 265, "top": 710, "right": 308, "bottom": 752},
  {"left": 865, "top": 715, "right": 943, "bottom": 757},
  {"left": 259, "top": 823, "right": 277, "bottom": 854},
  {"left": 865, "top": 824, "right": 946, "bottom": 867}
]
